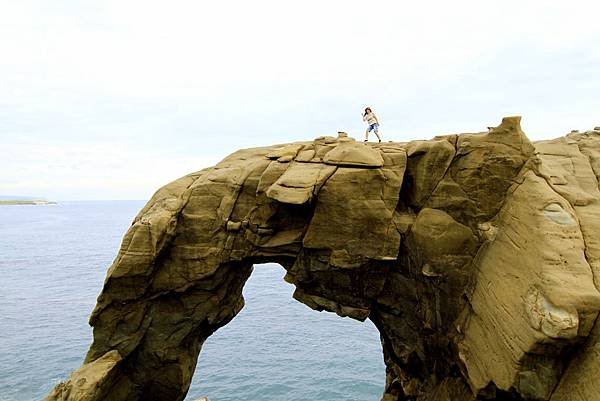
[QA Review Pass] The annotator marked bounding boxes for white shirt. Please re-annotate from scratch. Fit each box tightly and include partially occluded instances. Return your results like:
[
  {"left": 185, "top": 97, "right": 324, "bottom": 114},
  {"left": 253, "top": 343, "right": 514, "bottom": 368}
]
[{"left": 363, "top": 112, "right": 378, "bottom": 125}]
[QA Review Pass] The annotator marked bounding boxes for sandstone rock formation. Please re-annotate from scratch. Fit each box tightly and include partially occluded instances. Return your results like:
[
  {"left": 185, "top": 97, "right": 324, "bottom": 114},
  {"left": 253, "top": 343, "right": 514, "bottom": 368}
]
[{"left": 45, "top": 117, "right": 600, "bottom": 401}]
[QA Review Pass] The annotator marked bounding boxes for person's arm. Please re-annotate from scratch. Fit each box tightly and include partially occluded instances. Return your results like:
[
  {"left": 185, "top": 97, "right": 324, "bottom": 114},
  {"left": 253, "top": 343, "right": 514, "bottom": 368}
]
[
  {"left": 362, "top": 113, "right": 367, "bottom": 122},
  {"left": 374, "top": 114, "right": 379, "bottom": 124}
]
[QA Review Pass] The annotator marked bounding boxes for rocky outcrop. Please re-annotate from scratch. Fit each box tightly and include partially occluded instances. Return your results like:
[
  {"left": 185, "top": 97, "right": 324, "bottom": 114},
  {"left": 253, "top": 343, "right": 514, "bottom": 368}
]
[{"left": 45, "top": 117, "right": 600, "bottom": 401}]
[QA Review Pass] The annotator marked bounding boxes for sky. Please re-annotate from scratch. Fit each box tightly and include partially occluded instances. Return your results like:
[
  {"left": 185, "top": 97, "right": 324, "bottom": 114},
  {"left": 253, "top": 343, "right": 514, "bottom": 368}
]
[{"left": 1, "top": 0, "right": 599, "bottom": 200}]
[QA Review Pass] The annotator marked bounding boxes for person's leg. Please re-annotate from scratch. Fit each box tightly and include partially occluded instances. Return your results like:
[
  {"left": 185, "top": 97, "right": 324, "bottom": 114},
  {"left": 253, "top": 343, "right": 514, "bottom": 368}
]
[
  {"left": 374, "top": 124, "right": 381, "bottom": 142},
  {"left": 365, "top": 128, "right": 370, "bottom": 142}
]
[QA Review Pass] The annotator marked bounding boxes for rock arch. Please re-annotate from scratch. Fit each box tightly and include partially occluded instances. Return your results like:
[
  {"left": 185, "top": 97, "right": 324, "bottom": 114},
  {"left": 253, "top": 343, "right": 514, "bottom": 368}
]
[{"left": 46, "top": 118, "right": 600, "bottom": 401}]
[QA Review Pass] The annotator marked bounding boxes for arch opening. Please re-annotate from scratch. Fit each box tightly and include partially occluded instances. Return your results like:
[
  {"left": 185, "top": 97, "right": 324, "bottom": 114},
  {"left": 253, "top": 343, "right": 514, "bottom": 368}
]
[{"left": 185, "top": 263, "right": 385, "bottom": 401}]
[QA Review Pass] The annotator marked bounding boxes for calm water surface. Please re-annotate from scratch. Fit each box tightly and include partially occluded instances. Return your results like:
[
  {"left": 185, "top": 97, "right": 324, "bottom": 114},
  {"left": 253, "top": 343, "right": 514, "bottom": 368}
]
[{"left": 0, "top": 201, "right": 384, "bottom": 401}]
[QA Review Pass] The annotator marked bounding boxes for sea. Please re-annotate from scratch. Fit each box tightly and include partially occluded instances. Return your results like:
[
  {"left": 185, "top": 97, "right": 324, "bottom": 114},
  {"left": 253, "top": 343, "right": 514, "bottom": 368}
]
[{"left": 0, "top": 201, "right": 385, "bottom": 401}]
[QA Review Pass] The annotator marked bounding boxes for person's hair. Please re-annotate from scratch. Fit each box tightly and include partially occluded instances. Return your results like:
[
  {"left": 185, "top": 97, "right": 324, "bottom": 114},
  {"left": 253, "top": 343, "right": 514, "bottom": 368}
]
[{"left": 364, "top": 107, "right": 372, "bottom": 116}]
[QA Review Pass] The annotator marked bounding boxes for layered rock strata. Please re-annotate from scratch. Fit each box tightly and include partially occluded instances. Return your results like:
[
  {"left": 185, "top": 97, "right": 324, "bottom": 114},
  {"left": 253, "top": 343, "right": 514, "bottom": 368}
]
[{"left": 45, "top": 118, "right": 600, "bottom": 401}]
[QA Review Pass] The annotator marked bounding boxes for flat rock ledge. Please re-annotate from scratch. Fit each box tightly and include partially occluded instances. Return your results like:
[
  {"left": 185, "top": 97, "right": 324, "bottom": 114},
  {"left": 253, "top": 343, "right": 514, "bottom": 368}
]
[{"left": 44, "top": 117, "right": 600, "bottom": 401}]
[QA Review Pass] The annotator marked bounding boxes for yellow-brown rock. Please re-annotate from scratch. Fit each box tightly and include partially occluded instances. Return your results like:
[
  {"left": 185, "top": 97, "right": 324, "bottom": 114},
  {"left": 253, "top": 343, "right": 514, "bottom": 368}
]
[{"left": 45, "top": 119, "right": 600, "bottom": 401}]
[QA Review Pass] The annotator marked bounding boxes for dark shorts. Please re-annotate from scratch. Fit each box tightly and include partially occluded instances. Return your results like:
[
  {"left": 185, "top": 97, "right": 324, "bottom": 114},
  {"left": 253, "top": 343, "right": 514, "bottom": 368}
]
[{"left": 368, "top": 123, "right": 379, "bottom": 132}]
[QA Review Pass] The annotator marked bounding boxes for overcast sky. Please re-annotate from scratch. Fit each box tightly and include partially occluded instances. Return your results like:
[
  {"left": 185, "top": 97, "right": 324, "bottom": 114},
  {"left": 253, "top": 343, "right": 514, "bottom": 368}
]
[{"left": 1, "top": 0, "right": 599, "bottom": 200}]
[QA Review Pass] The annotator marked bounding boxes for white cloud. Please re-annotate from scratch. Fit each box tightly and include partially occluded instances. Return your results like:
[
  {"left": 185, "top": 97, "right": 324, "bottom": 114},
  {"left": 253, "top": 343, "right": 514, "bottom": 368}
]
[
  {"left": 0, "top": 139, "right": 217, "bottom": 200},
  {"left": 1, "top": 0, "right": 599, "bottom": 199}
]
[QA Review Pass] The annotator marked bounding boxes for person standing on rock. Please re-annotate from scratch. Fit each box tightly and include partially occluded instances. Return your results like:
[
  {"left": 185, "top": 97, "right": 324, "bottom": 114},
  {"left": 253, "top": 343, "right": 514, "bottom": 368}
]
[{"left": 362, "top": 107, "right": 381, "bottom": 143}]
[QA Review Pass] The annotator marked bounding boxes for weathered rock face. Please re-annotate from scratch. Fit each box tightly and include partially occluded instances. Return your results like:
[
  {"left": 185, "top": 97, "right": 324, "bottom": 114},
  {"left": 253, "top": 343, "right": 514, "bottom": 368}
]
[{"left": 45, "top": 117, "right": 600, "bottom": 401}]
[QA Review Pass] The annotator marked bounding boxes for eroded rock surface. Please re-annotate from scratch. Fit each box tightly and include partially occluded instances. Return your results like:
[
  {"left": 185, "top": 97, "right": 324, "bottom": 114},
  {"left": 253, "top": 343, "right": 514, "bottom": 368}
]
[{"left": 45, "top": 117, "right": 600, "bottom": 401}]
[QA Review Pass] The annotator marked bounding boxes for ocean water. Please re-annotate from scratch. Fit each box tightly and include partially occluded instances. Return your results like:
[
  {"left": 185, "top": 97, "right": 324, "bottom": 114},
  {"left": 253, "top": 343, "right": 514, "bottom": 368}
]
[{"left": 0, "top": 201, "right": 385, "bottom": 401}]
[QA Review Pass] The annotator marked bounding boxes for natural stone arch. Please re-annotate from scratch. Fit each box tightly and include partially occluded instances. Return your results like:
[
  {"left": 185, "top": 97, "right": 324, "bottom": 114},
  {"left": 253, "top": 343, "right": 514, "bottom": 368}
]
[{"left": 45, "top": 118, "right": 600, "bottom": 401}]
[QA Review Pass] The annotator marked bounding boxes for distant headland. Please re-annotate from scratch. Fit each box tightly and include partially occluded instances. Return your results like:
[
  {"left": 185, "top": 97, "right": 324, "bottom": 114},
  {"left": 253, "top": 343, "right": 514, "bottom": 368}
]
[{"left": 0, "top": 196, "right": 56, "bottom": 205}]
